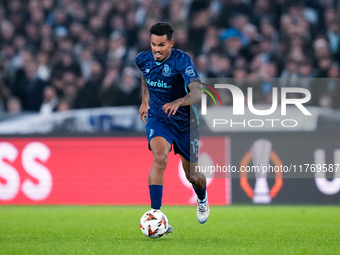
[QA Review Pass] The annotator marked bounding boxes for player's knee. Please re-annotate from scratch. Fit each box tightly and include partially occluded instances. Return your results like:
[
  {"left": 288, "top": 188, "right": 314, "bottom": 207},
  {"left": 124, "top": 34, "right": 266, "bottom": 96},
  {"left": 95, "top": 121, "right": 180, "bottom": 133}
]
[
  {"left": 188, "top": 174, "right": 205, "bottom": 186},
  {"left": 188, "top": 176, "right": 200, "bottom": 186},
  {"left": 153, "top": 153, "right": 168, "bottom": 170}
]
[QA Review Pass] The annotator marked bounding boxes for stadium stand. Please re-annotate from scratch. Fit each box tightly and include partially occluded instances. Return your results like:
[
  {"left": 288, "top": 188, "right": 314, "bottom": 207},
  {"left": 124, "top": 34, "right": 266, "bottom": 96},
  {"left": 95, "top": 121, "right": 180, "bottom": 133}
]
[{"left": 0, "top": 0, "right": 339, "bottom": 113}]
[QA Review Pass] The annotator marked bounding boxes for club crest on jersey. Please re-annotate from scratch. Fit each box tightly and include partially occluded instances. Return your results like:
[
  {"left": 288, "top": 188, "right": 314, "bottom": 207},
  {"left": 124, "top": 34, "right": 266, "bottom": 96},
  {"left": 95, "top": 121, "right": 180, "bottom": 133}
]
[
  {"left": 162, "top": 64, "right": 171, "bottom": 77},
  {"left": 185, "top": 66, "right": 195, "bottom": 77}
]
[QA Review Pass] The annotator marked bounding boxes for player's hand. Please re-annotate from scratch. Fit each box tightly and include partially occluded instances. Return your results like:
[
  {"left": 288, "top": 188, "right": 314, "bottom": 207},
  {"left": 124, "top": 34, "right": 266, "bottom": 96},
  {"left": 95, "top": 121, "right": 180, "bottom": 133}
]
[
  {"left": 162, "top": 99, "right": 182, "bottom": 117},
  {"left": 139, "top": 102, "right": 149, "bottom": 122}
]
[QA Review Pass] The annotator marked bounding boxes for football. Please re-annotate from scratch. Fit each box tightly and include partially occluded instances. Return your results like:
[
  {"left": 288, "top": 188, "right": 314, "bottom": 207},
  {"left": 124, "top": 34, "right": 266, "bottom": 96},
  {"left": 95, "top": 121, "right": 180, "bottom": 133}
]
[{"left": 139, "top": 209, "right": 169, "bottom": 238}]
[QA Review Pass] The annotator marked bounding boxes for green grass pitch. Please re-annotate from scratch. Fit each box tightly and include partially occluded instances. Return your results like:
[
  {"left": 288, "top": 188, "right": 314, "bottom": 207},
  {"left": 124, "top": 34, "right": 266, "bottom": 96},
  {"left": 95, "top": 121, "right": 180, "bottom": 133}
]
[{"left": 0, "top": 206, "right": 339, "bottom": 255}]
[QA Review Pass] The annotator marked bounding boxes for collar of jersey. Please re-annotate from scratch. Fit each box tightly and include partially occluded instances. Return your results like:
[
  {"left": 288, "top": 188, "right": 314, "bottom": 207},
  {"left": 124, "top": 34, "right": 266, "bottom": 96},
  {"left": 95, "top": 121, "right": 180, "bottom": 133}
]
[{"left": 154, "top": 49, "right": 173, "bottom": 65}]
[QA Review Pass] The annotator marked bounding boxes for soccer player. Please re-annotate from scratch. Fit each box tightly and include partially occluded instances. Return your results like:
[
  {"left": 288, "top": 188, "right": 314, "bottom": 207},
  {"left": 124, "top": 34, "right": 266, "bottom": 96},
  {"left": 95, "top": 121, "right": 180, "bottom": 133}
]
[{"left": 135, "top": 22, "right": 210, "bottom": 232}]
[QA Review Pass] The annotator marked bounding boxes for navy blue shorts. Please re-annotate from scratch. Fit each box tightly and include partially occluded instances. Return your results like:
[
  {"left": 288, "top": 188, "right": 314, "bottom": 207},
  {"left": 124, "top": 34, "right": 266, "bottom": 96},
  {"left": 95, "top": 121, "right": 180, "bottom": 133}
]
[{"left": 145, "top": 118, "right": 199, "bottom": 162}]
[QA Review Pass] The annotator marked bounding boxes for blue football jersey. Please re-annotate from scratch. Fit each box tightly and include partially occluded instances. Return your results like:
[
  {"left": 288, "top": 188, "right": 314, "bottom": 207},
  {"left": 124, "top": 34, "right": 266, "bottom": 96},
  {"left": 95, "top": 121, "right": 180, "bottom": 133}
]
[{"left": 135, "top": 48, "right": 200, "bottom": 131}]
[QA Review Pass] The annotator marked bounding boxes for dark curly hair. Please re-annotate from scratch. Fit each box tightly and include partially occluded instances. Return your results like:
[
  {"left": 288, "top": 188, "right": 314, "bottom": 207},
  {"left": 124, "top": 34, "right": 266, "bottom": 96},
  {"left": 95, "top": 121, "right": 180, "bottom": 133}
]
[{"left": 149, "top": 22, "right": 174, "bottom": 41}]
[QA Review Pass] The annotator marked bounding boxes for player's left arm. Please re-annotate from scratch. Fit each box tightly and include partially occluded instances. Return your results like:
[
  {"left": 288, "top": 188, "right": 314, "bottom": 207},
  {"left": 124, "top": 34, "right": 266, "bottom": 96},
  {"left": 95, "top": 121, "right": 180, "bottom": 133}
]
[{"left": 162, "top": 81, "right": 203, "bottom": 117}]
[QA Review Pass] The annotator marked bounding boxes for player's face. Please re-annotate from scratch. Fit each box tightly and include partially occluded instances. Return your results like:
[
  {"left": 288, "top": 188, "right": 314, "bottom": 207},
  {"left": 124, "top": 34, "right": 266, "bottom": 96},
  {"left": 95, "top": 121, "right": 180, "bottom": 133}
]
[{"left": 150, "top": 34, "right": 174, "bottom": 62}]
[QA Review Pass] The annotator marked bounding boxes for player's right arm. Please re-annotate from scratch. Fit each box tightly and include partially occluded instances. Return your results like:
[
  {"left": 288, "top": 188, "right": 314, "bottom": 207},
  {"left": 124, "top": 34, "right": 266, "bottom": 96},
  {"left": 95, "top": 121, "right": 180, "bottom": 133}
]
[{"left": 139, "top": 74, "right": 149, "bottom": 122}]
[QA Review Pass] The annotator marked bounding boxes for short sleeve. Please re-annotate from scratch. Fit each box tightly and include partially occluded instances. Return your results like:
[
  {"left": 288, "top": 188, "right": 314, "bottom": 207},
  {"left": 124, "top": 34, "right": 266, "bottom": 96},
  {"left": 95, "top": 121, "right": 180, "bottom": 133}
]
[
  {"left": 178, "top": 52, "right": 200, "bottom": 86},
  {"left": 135, "top": 52, "right": 144, "bottom": 70}
]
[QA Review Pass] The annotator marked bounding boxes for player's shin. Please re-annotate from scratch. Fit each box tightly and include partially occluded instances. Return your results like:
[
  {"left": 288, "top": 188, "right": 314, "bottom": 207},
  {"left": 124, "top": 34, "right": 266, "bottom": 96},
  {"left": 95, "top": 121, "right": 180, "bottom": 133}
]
[
  {"left": 194, "top": 184, "right": 206, "bottom": 201},
  {"left": 149, "top": 185, "right": 163, "bottom": 210},
  {"left": 189, "top": 172, "right": 207, "bottom": 200}
]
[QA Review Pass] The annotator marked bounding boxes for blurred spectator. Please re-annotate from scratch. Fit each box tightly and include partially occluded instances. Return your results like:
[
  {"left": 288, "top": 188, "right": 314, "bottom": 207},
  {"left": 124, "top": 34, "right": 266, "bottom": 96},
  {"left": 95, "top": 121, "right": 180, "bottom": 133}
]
[
  {"left": 188, "top": 9, "right": 210, "bottom": 55},
  {"left": 98, "top": 65, "right": 120, "bottom": 107},
  {"left": 12, "top": 60, "right": 47, "bottom": 112},
  {"left": 98, "top": 66, "right": 140, "bottom": 107},
  {"left": 74, "top": 60, "right": 104, "bottom": 109},
  {"left": 279, "top": 58, "right": 299, "bottom": 87},
  {"left": 40, "top": 86, "right": 59, "bottom": 114},
  {"left": 37, "top": 51, "right": 52, "bottom": 81},
  {"left": 260, "top": 19, "right": 279, "bottom": 44},
  {"left": 326, "top": 19, "right": 340, "bottom": 54},
  {"left": 112, "top": 66, "right": 141, "bottom": 106},
  {"left": 0, "top": 80, "right": 10, "bottom": 112},
  {"left": 195, "top": 54, "right": 209, "bottom": 78},
  {"left": 1, "top": 20, "right": 15, "bottom": 45},
  {"left": 51, "top": 50, "right": 81, "bottom": 79},
  {"left": 174, "top": 27, "right": 190, "bottom": 52},
  {"left": 79, "top": 47, "right": 94, "bottom": 81},
  {"left": 242, "top": 23, "right": 259, "bottom": 43},
  {"left": 133, "top": 28, "right": 149, "bottom": 53},
  {"left": 56, "top": 98, "right": 72, "bottom": 112},
  {"left": 201, "top": 27, "right": 221, "bottom": 55},
  {"left": 108, "top": 33, "right": 127, "bottom": 62},
  {"left": 298, "top": 58, "right": 317, "bottom": 91},
  {"left": 221, "top": 29, "right": 243, "bottom": 64},
  {"left": 6, "top": 96, "right": 22, "bottom": 115}
]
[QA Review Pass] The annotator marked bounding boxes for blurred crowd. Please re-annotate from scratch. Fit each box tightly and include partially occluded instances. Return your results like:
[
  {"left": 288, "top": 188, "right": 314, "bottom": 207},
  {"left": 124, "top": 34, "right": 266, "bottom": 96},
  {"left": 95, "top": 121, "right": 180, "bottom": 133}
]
[{"left": 0, "top": 0, "right": 340, "bottom": 115}]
